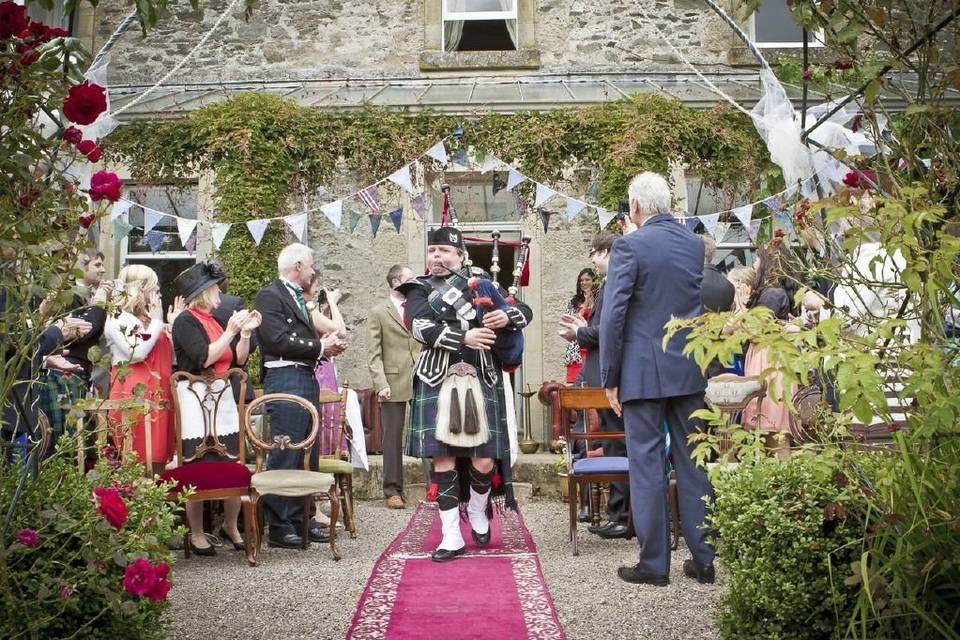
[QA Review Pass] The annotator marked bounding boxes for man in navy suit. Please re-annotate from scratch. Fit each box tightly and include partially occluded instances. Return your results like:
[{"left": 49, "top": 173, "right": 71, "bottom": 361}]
[{"left": 599, "top": 172, "right": 716, "bottom": 586}]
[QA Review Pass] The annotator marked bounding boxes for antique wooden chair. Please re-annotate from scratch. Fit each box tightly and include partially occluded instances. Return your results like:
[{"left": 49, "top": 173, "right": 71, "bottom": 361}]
[
  {"left": 74, "top": 396, "right": 159, "bottom": 474},
  {"left": 314, "top": 386, "right": 357, "bottom": 538},
  {"left": 159, "top": 369, "right": 256, "bottom": 563},
  {"left": 242, "top": 393, "right": 341, "bottom": 563}
]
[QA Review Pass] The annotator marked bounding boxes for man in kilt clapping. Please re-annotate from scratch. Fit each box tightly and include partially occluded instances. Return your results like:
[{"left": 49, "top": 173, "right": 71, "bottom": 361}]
[{"left": 398, "top": 227, "right": 532, "bottom": 562}]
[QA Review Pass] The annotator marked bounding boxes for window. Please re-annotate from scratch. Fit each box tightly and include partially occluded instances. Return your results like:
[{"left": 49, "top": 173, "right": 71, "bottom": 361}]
[
  {"left": 430, "top": 174, "right": 518, "bottom": 224},
  {"left": 17, "top": 0, "right": 72, "bottom": 31},
  {"left": 442, "top": 0, "right": 518, "bottom": 52},
  {"left": 751, "top": 0, "right": 823, "bottom": 48},
  {"left": 121, "top": 184, "right": 198, "bottom": 308}
]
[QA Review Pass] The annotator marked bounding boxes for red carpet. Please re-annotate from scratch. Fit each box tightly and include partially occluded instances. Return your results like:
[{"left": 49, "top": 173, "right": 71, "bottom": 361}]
[{"left": 346, "top": 503, "right": 566, "bottom": 640}]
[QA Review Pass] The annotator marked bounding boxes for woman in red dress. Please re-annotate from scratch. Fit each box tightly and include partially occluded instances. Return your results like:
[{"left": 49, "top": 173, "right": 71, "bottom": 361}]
[{"left": 562, "top": 268, "right": 596, "bottom": 384}]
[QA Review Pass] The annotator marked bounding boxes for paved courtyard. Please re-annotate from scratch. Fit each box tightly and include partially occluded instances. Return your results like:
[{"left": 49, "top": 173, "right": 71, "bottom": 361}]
[{"left": 167, "top": 500, "right": 720, "bottom": 640}]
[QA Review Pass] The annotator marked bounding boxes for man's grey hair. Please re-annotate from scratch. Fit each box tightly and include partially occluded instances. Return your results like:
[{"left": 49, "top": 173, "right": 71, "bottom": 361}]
[
  {"left": 277, "top": 243, "right": 314, "bottom": 275},
  {"left": 628, "top": 172, "right": 672, "bottom": 217}
]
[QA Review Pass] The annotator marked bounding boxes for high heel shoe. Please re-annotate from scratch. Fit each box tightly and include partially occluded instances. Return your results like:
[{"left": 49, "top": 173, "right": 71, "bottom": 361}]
[
  {"left": 219, "top": 527, "right": 244, "bottom": 551},
  {"left": 188, "top": 537, "right": 217, "bottom": 557}
]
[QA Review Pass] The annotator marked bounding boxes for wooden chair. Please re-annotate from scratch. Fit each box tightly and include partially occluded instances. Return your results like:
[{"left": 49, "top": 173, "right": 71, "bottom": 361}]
[
  {"left": 74, "top": 397, "right": 160, "bottom": 474},
  {"left": 704, "top": 373, "right": 768, "bottom": 455},
  {"left": 315, "top": 386, "right": 357, "bottom": 538},
  {"left": 242, "top": 393, "right": 341, "bottom": 563},
  {"left": 159, "top": 369, "right": 256, "bottom": 564}
]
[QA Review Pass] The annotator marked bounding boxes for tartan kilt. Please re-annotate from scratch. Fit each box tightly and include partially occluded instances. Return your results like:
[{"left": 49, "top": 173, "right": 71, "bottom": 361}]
[
  {"left": 406, "top": 373, "right": 508, "bottom": 460},
  {"left": 37, "top": 371, "right": 88, "bottom": 437}
]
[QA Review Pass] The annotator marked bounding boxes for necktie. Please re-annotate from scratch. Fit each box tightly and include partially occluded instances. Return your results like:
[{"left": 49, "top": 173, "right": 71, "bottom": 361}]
[{"left": 286, "top": 283, "right": 310, "bottom": 322}]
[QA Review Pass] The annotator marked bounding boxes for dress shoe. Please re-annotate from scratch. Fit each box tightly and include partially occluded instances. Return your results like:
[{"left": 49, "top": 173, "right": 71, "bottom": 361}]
[
  {"left": 577, "top": 506, "right": 592, "bottom": 523},
  {"left": 267, "top": 531, "right": 304, "bottom": 549},
  {"left": 308, "top": 523, "right": 330, "bottom": 544},
  {"left": 588, "top": 520, "right": 619, "bottom": 535},
  {"left": 219, "top": 527, "right": 244, "bottom": 551},
  {"left": 683, "top": 559, "right": 716, "bottom": 584},
  {"left": 385, "top": 495, "right": 405, "bottom": 509},
  {"left": 188, "top": 537, "right": 217, "bottom": 557},
  {"left": 596, "top": 523, "right": 631, "bottom": 540},
  {"left": 431, "top": 546, "right": 466, "bottom": 562},
  {"left": 617, "top": 565, "right": 669, "bottom": 587},
  {"left": 470, "top": 528, "right": 490, "bottom": 546}
]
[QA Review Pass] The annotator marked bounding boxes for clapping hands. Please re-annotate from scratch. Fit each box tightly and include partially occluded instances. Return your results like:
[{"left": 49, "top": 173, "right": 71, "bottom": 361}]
[{"left": 166, "top": 296, "right": 186, "bottom": 325}]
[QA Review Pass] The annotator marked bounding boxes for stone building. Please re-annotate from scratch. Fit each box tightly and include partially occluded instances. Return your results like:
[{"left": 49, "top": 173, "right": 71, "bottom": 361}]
[{"left": 63, "top": 0, "right": 826, "bottom": 443}]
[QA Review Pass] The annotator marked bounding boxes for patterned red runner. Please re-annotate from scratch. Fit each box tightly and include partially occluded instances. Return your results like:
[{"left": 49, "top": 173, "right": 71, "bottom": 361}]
[{"left": 346, "top": 502, "right": 566, "bottom": 640}]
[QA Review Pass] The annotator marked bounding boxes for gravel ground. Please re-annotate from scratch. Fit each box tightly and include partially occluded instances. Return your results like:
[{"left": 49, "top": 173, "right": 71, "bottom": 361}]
[{"left": 167, "top": 500, "right": 720, "bottom": 640}]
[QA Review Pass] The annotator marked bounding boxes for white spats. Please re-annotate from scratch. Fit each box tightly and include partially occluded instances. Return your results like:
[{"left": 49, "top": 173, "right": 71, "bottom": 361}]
[
  {"left": 437, "top": 507, "right": 465, "bottom": 552},
  {"left": 467, "top": 488, "right": 490, "bottom": 536}
]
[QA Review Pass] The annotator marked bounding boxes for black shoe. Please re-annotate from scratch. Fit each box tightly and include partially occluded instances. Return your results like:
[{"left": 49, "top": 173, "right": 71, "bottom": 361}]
[
  {"left": 683, "top": 559, "right": 716, "bottom": 584},
  {"left": 431, "top": 546, "right": 466, "bottom": 562},
  {"left": 588, "top": 520, "right": 619, "bottom": 535},
  {"left": 577, "top": 506, "right": 592, "bottom": 523},
  {"left": 188, "top": 538, "right": 217, "bottom": 557},
  {"left": 308, "top": 523, "right": 330, "bottom": 544},
  {"left": 471, "top": 528, "right": 490, "bottom": 547},
  {"left": 596, "top": 523, "right": 631, "bottom": 540},
  {"left": 617, "top": 565, "right": 669, "bottom": 586},
  {"left": 267, "top": 531, "right": 304, "bottom": 549},
  {"left": 219, "top": 527, "right": 244, "bottom": 551}
]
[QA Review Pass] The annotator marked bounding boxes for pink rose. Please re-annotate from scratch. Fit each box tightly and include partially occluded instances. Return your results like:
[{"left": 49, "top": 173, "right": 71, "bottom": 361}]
[
  {"left": 60, "top": 585, "right": 73, "bottom": 600},
  {"left": 92, "top": 486, "right": 128, "bottom": 529},
  {"left": 62, "top": 126, "right": 83, "bottom": 145},
  {"left": 88, "top": 171, "right": 123, "bottom": 203},
  {"left": 842, "top": 171, "right": 861, "bottom": 188},
  {"left": 122, "top": 558, "right": 158, "bottom": 598},
  {"left": 16, "top": 528, "right": 39, "bottom": 547}
]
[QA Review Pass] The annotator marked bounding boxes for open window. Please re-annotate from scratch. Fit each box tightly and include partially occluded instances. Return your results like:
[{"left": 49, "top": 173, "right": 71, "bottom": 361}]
[
  {"left": 442, "top": 0, "right": 518, "bottom": 52},
  {"left": 751, "top": 0, "right": 823, "bottom": 48}
]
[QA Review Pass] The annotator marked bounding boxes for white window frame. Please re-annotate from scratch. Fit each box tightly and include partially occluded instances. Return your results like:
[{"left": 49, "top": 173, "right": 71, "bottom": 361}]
[
  {"left": 750, "top": 2, "right": 824, "bottom": 49},
  {"left": 119, "top": 183, "right": 198, "bottom": 265},
  {"left": 441, "top": 0, "right": 518, "bottom": 52}
]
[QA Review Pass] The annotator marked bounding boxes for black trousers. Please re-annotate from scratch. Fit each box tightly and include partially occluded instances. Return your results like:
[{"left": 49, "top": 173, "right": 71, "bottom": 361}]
[
  {"left": 599, "top": 408, "right": 630, "bottom": 523},
  {"left": 380, "top": 401, "right": 406, "bottom": 498},
  {"left": 261, "top": 366, "right": 319, "bottom": 535}
]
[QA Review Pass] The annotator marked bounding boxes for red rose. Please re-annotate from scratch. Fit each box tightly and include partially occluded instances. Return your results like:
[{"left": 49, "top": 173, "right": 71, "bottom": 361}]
[
  {"left": 62, "top": 126, "right": 83, "bottom": 144},
  {"left": 842, "top": 171, "right": 861, "bottom": 188},
  {"left": 802, "top": 68, "right": 812, "bottom": 81},
  {"left": 60, "top": 585, "right": 73, "bottom": 600},
  {"left": 834, "top": 60, "right": 853, "bottom": 70},
  {"left": 76, "top": 139, "right": 96, "bottom": 154},
  {"left": 79, "top": 213, "right": 96, "bottom": 229},
  {"left": 88, "top": 171, "right": 123, "bottom": 203},
  {"left": 122, "top": 558, "right": 158, "bottom": 598},
  {"left": 86, "top": 146, "right": 103, "bottom": 163},
  {"left": 0, "top": 1, "right": 28, "bottom": 40},
  {"left": 62, "top": 81, "right": 107, "bottom": 126},
  {"left": 146, "top": 562, "right": 171, "bottom": 602},
  {"left": 16, "top": 528, "right": 39, "bottom": 547},
  {"left": 92, "top": 486, "right": 128, "bottom": 529}
]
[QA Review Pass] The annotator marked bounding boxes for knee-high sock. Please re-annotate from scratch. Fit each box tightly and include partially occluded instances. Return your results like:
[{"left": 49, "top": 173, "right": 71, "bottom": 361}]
[
  {"left": 432, "top": 469, "right": 459, "bottom": 511},
  {"left": 433, "top": 470, "right": 464, "bottom": 551},
  {"left": 467, "top": 466, "right": 493, "bottom": 535}
]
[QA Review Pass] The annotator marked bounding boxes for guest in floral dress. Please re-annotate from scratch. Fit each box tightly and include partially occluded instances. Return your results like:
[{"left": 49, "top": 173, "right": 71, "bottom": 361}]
[{"left": 562, "top": 268, "right": 596, "bottom": 384}]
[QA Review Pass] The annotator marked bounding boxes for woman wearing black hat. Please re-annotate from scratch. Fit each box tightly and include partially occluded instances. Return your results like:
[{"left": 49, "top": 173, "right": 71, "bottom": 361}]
[{"left": 169, "top": 262, "right": 261, "bottom": 555}]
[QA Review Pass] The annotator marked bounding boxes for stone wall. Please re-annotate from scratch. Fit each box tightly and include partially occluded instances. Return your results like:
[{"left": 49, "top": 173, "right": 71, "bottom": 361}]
[{"left": 85, "top": 0, "right": 736, "bottom": 85}]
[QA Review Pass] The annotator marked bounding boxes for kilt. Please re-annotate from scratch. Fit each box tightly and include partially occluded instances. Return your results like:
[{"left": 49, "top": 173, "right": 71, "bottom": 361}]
[
  {"left": 37, "top": 370, "right": 89, "bottom": 438},
  {"left": 407, "top": 372, "right": 508, "bottom": 460}
]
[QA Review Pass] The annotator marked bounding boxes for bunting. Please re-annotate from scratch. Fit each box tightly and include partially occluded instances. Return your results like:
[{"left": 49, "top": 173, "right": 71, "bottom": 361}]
[
  {"left": 211, "top": 222, "right": 231, "bottom": 250},
  {"left": 110, "top": 200, "right": 132, "bottom": 221},
  {"left": 774, "top": 212, "right": 794, "bottom": 235},
  {"left": 111, "top": 217, "right": 133, "bottom": 242},
  {"left": 410, "top": 193, "right": 428, "bottom": 220},
  {"left": 388, "top": 207, "right": 403, "bottom": 233},
  {"left": 700, "top": 213, "right": 720, "bottom": 237},
  {"left": 284, "top": 213, "right": 308, "bottom": 242},
  {"left": 143, "top": 208, "right": 164, "bottom": 234},
  {"left": 747, "top": 219, "right": 762, "bottom": 242},
  {"left": 347, "top": 209, "right": 362, "bottom": 233},
  {"left": 387, "top": 165, "right": 415, "bottom": 194},
  {"left": 321, "top": 200, "right": 343, "bottom": 229},
  {"left": 145, "top": 230, "right": 164, "bottom": 253},
  {"left": 539, "top": 209, "right": 553, "bottom": 234},
  {"left": 369, "top": 214, "right": 382, "bottom": 237},
  {"left": 684, "top": 217, "right": 700, "bottom": 232},
  {"left": 357, "top": 186, "right": 381, "bottom": 214},
  {"left": 534, "top": 183, "right": 557, "bottom": 208},
  {"left": 732, "top": 204, "right": 753, "bottom": 228},
  {"left": 176, "top": 217, "right": 198, "bottom": 247},
  {"left": 565, "top": 197, "right": 587, "bottom": 222},
  {"left": 597, "top": 208, "right": 617, "bottom": 229},
  {"left": 425, "top": 141, "right": 448, "bottom": 165},
  {"left": 246, "top": 219, "right": 270, "bottom": 246},
  {"left": 506, "top": 169, "right": 526, "bottom": 191},
  {"left": 714, "top": 221, "right": 732, "bottom": 244}
]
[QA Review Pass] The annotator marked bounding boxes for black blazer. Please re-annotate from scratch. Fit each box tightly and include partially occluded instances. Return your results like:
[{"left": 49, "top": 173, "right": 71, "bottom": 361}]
[
  {"left": 574, "top": 283, "right": 604, "bottom": 387},
  {"left": 61, "top": 295, "right": 107, "bottom": 376},
  {"left": 702, "top": 265, "right": 735, "bottom": 313},
  {"left": 254, "top": 280, "right": 325, "bottom": 368},
  {"left": 212, "top": 293, "right": 256, "bottom": 403}
]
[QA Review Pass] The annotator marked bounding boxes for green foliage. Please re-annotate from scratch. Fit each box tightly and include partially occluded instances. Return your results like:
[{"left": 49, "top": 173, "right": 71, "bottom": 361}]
[
  {"left": 0, "top": 444, "right": 183, "bottom": 639},
  {"left": 107, "top": 93, "right": 774, "bottom": 304},
  {"left": 710, "top": 452, "right": 864, "bottom": 640}
]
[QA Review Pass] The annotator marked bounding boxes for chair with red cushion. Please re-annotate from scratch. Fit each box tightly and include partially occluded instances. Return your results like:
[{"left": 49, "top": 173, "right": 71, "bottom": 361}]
[{"left": 160, "top": 369, "right": 256, "bottom": 565}]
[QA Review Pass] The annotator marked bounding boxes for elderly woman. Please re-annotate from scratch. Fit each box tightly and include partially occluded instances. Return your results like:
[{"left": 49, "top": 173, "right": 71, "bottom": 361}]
[
  {"left": 104, "top": 264, "right": 178, "bottom": 472},
  {"left": 170, "top": 262, "right": 261, "bottom": 556}
]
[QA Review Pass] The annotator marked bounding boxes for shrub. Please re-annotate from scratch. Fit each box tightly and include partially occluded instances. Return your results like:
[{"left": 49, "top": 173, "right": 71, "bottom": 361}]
[{"left": 0, "top": 444, "right": 184, "bottom": 639}]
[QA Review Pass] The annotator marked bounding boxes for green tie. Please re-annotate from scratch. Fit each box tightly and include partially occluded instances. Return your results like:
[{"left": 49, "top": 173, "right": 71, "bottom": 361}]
[{"left": 286, "top": 283, "right": 310, "bottom": 322}]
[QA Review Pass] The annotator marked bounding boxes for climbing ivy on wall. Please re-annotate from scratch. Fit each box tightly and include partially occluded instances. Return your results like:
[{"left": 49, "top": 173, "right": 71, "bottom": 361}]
[{"left": 106, "top": 93, "right": 774, "bottom": 303}]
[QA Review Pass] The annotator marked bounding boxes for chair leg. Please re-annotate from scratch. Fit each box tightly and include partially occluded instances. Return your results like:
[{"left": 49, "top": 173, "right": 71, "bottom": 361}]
[
  {"left": 345, "top": 474, "right": 357, "bottom": 537},
  {"left": 327, "top": 487, "right": 341, "bottom": 561},
  {"left": 250, "top": 493, "right": 262, "bottom": 566},
  {"left": 301, "top": 496, "right": 311, "bottom": 550},
  {"left": 568, "top": 475, "right": 578, "bottom": 557},
  {"left": 241, "top": 495, "right": 257, "bottom": 566}
]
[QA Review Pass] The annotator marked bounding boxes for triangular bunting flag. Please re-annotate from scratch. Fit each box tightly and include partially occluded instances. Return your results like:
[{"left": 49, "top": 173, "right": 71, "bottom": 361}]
[
  {"left": 747, "top": 219, "right": 762, "bottom": 242},
  {"left": 387, "top": 165, "right": 415, "bottom": 194},
  {"left": 348, "top": 209, "right": 362, "bottom": 233},
  {"left": 506, "top": 169, "right": 526, "bottom": 191},
  {"left": 110, "top": 200, "right": 132, "bottom": 220},
  {"left": 145, "top": 230, "right": 164, "bottom": 254},
  {"left": 700, "top": 213, "right": 720, "bottom": 237},
  {"left": 111, "top": 217, "right": 133, "bottom": 242},
  {"left": 142, "top": 208, "right": 164, "bottom": 234},
  {"left": 597, "top": 208, "right": 617, "bottom": 229},
  {"left": 783, "top": 184, "right": 798, "bottom": 201},
  {"left": 480, "top": 155, "right": 499, "bottom": 174},
  {"left": 539, "top": 209, "right": 553, "bottom": 234},
  {"left": 763, "top": 195, "right": 785, "bottom": 215},
  {"left": 176, "top": 217, "right": 198, "bottom": 247},
  {"left": 534, "top": 183, "right": 557, "bottom": 208},
  {"left": 774, "top": 212, "right": 794, "bottom": 235},
  {"left": 357, "top": 185, "right": 381, "bottom": 213},
  {"left": 565, "top": 198, "right": 587, "bottom": 222},
  {"left": 388, "top": 207, "right": 403, "bottom": 233},
  {"left": 492, "top": 171, "right": 507, "bottom": 195},
  {"left": 800, "top": 177, "right": 819, "bottom": 200},
  {"left": 410, "top": 193, "right": 428, "bottom": 220},
  {"left": 451, "top": 147, "right": 470, "bottom": 168},
  {"left": 246, "top": 219, "right": 270, "bottom": 246},
  {"left": 715, "top": 222, "right": 731, "bottom": 244},
  {"left": 731, "top": 204, "right": 753, "bottom": 228},
  {"left": 369, "top": 214, "right": 382, "bottom": 237},
  {"left": 284, "top": 213, "right": 308, "bottom": 242},
  {"left": 425, "top": 141, "right": 448, "bottom": 165},
  {"left": 684, "top": 217, "right": 700, "bottom": 232},
  {"left": 211, "top": 223, "right": 231, "bottom": 250},
  {"left": 321, "top": 200, "right": 343, "bottom": 229}
]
